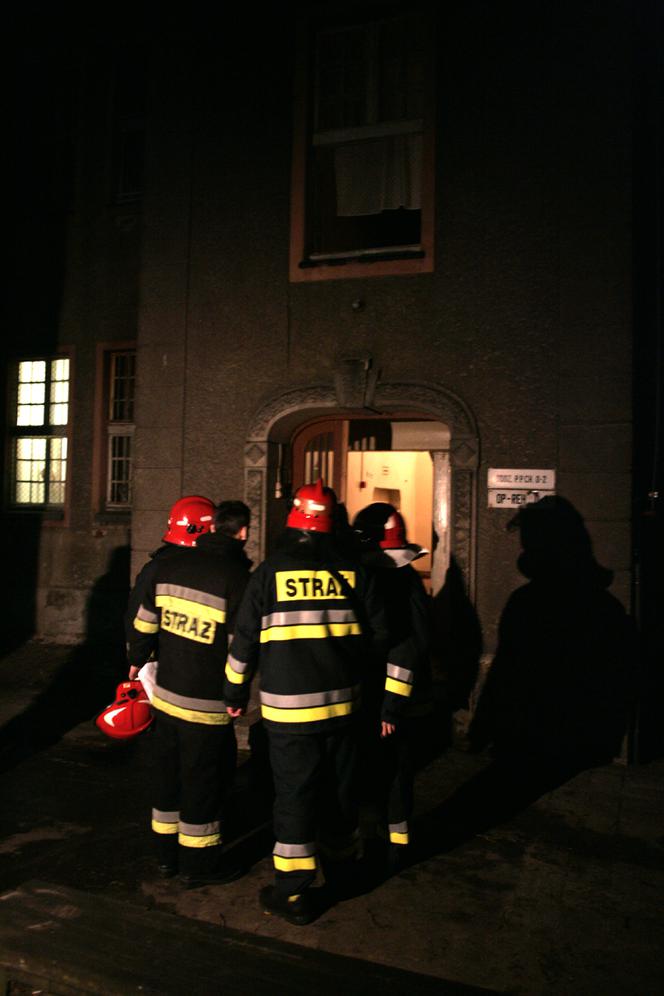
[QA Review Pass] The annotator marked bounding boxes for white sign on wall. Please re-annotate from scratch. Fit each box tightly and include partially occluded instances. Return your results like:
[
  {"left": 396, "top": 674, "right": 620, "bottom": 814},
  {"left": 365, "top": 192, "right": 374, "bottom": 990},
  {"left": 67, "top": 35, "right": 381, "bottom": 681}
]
[
  {"left": 487, "top": 468, "right": 556, "bottom": 509},
  {"left": 488, "top": 468, "right": 556, "bottom": 489}
]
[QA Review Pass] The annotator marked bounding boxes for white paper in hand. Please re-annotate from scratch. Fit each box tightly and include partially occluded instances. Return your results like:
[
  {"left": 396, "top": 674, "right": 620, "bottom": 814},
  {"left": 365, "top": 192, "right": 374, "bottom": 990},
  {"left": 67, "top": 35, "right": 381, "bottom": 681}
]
[{"left": 137, "top": 660, "right": 158, "bottom": 703}]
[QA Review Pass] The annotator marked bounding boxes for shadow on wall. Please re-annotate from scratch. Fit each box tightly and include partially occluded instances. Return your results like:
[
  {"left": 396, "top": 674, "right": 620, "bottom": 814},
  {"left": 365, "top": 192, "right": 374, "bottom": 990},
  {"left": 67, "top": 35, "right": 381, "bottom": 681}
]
[
  {"left": 430, "top": 555, "right": 484, "bottom": 720},
  {"left": 2, "top": 514, "right": 43, "bottom": 655},
  {"left": 0, "top": 545, "right": 131, "bottom": 773},
  {"left": 633, "top": 505, "right": 664, "bottom": 764},
  {"left": 410, "top": 496, "right": 636, "bottom": 862}
]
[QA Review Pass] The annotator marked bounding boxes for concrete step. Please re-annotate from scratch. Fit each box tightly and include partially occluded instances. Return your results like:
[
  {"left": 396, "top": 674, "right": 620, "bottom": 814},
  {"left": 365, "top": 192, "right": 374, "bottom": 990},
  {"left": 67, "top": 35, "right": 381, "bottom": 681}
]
[{"left": 0, "top": 880, "right": 497, "bottom": 996}]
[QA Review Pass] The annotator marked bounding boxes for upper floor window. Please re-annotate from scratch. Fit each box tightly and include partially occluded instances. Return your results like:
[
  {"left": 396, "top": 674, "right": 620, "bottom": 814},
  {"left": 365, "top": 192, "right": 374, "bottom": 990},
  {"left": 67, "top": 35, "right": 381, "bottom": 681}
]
[
  {"left": 112, "top": 48, "right": 146, "bottom": 204},
  {"left": 10, "top": 357, "right": 70, "bottom": 507},
  {"left": 290, "top": 4, "right": 435, "bottom": 281},
  {"left": 105, "top": 350, "right": 135, "bottom": 508}
]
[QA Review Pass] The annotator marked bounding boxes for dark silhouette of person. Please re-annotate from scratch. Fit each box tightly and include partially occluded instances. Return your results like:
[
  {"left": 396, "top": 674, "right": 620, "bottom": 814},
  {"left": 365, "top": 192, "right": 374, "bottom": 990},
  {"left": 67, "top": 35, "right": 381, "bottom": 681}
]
[
  {"left": 0, "top": 545, "right": 130, "bottom": 771},
  {"left": 470, "top": 496, "right": 633, "bottom": 768},
  {"left": 412, "top": 496, "right": 635, "bottom": 855},
  {"left": 431, "top": 554, "right": 483, "bottom": 721}
]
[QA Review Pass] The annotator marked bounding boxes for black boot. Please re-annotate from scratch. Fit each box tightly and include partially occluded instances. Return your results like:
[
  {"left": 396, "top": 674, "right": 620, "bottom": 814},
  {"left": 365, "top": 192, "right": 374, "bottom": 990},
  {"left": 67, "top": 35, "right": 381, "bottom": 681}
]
[{"left": 259, "top": 885, "right": 316, "bottom": 926}]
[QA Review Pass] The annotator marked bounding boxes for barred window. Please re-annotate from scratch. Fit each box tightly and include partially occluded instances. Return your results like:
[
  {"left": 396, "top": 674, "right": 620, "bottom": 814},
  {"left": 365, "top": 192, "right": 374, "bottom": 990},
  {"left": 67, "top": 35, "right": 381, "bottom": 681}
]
[
  {"left": 106, "top": 350, "right": 135, "bottom": 508},
  {"left": 10, "top": 357, "right": 70, "bottom": 506}
]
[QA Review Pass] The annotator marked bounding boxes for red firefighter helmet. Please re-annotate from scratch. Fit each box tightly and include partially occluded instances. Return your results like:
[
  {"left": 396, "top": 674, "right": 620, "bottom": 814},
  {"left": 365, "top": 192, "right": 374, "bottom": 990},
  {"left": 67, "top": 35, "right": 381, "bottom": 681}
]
[
  {"left": 287, "top": 479, "right": 337, "bottom": 533},
  {"left": 95, "top": 680, "right": 153, "bottom": 740},
  {"left": 162, "top": 495, "right": 215, "bottom": 546},
  {"left": 380, "top": 508, "right": 407, "bottom": 549},
  {"left": 353, "top": 502, "right": 407, "bottom": 548}
]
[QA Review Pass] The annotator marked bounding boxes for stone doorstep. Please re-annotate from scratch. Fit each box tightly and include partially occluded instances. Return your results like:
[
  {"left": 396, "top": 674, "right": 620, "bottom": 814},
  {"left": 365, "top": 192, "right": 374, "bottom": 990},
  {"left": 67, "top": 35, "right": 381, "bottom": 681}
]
[{"left": 0, "top": 881, "right": 498, "bottom": 996}]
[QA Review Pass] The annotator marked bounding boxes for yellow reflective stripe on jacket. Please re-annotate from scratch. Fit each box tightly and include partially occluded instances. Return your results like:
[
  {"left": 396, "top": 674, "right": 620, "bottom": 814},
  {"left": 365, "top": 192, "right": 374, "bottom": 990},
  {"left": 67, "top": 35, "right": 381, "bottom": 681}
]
[
  {"left": 385, "top": 676, "right": 413, "bottom": 698},
  {"left": 178, "top": 832, "right": 221, "bottom": 849},
  {"left": 225, "top": 655, "right": 251, "bottom": 685},
  {"left": 273, "top": 854, "right": 317, "bottom": 872},
  {"left": 390, "top": 831, "right": 409, "bottom": 845},
  {"left": 156, "top": 584, "right": 226, "bottom": 614},
  {"left": 261, "top": 699, "right": 356, "bottom": 724},
  {"left": 225, "top": 661, "right": 249, "bottom": 685},
  {"left": 155, "top": 594, "right": 226, "bottom": 623},
  {"left": 153, "top": 693, "right": 231, "bottom": 725},
  {"left": 134, "top": 616, "right": 159, "bottom": 634},
  {"left": 387, "top": 663, "right": 414, "bottom": 685},
  {"left": 261, "top": 608, "right": 357, "bottom": 628},
  {"left": 260, "top": 622, "right": 362, "bottom": 643}
]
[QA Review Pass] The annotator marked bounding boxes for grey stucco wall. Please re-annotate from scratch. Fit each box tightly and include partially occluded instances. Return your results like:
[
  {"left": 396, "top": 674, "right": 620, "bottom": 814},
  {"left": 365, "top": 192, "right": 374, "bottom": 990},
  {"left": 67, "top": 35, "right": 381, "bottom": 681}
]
[{"left": 132, "top": 3, "right": 633, "bottom": 655}]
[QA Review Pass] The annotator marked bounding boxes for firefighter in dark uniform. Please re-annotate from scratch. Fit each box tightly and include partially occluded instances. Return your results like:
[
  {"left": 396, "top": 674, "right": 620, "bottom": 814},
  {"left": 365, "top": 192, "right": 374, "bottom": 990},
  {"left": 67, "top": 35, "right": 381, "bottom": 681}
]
[
  {"left": 128, "top": 497, "right": 251, "bottom": 886},
  {"left": 223, "top": 480, "right": 387, "bottom": 925},
  {"left": 352, "top": 502, "right": 433, "bottom": 872},
  {"left": 124, "top": 495, "right": 214, "bottom": 645}
]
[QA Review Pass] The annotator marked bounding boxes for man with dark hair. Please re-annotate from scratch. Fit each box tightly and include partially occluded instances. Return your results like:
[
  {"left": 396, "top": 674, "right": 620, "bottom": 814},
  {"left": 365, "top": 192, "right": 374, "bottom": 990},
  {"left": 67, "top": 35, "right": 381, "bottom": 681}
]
[
  {"left": 127, "top": 497, "right": 251, "bottom": 886},
  {"left": 213, "top": 500, "right": 253, "bottom": 540}
]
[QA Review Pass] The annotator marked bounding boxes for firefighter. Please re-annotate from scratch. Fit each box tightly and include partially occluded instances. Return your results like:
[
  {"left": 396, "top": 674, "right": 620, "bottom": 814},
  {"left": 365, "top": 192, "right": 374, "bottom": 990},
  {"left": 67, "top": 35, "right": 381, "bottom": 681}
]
[
  {"left": 124, "top": 495, "right": 216, "bottom": 644},
  {"left": 128, "top": 497, "right": 252, "bottom": 886},
  {"left": 223, "top": 480, "right": 387, "bottom": 925},
  {"left": 352, "top": 502, "right": 434, "bottom": 872}
]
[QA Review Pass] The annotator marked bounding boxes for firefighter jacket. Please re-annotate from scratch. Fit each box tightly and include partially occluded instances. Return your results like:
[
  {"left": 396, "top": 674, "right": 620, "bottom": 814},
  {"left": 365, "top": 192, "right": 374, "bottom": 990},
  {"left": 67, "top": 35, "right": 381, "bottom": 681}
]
[
  {"left": 127, "top": 532, "right": 252, "bottom": 726},
  {"left": 223, "top": 528, "right": 388, "bottom": 735},
  {"left": 124, "top": 544, "right": 182, "bottom": 644},
  {"left": 360, "top": 545, "right": 433, "bottom": 724}
]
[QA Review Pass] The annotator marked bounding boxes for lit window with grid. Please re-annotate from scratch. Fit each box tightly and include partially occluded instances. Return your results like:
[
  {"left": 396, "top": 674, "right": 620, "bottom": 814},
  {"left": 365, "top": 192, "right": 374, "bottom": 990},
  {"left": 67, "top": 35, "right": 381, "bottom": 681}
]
[{"left": 11, "top": 358, "right": 70, "bottom": 506}]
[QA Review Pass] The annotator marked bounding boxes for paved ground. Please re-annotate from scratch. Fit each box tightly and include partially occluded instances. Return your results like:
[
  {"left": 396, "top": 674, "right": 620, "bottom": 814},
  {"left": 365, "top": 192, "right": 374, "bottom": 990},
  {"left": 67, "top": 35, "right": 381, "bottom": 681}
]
[{"left": 0, "top": 642, "right": 662, "bottom": 995}]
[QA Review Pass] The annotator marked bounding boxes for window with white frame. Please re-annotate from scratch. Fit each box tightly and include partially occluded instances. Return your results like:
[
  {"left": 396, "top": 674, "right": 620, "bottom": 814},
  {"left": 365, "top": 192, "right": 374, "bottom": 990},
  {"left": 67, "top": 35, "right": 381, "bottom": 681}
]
[
  {"left": 105, "top": 350, "right": 135, "bottom": 508},
  {"left": 11, "top": 357, "right": 70, "bottom": 506}
]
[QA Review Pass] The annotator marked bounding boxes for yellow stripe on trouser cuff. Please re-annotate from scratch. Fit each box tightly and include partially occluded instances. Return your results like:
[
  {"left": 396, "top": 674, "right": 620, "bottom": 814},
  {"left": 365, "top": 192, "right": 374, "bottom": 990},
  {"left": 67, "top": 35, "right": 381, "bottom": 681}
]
[
  {"left": 385, "top": 676, "right": 413, "bottom": 697},
  {"left": 179, "top": 832, "right": 221, "bottom": 848},
  {"left": 261, "top": 700, "right": 356, "bottom": 723},
  {"left": 134, "top": 617, "right": 158, "bottom": 634},
  {"left": 260, "top": 623, "right": 362, "bottom": 643},
  {"left": 153, "top": 694, "right": 230, "bottom": 725},
  {"left": 225, "top": 661, "right": 249, "bottom": 685},
  {"left": 390, "top": 831, "right": 409, "bottom": 845},
  {"left": 152, "top": 820, "right": 178, "bottom": 835},
  {"left": 273, "top": 855, "right": 317, "bottom": 872}
]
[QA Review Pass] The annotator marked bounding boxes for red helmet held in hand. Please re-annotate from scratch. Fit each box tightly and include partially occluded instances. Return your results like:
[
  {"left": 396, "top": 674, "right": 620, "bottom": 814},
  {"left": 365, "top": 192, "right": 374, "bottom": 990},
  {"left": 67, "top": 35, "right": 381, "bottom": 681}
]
[
  {"left": 95, "top": 680, "right": 153, "bottom": 740},
  {"left": 162, "top": 495, "right": 215, "bottom": 546},
  {"left": 287, "top": 479, "right": 337, "bottom": 533}
]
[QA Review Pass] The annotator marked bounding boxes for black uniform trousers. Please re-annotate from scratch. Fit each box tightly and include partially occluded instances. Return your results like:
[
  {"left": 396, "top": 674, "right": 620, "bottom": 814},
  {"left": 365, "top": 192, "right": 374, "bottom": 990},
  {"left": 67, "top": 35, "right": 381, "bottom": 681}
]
[
  {"left": 151, "top": 710, "right": 236, "bottom": 876},
  {"left": 360, "top": 710, "right": 435, "bottom": 847},
  {"left": 267, "top": 723, "right": 359, "bottom": 897}
]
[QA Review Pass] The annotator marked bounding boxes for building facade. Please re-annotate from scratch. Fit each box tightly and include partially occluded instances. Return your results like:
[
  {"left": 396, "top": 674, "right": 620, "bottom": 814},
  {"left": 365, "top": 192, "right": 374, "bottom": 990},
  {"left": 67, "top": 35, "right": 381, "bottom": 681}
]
[{"left": 6, "top": 2, "right": 660, "bottom": 749}]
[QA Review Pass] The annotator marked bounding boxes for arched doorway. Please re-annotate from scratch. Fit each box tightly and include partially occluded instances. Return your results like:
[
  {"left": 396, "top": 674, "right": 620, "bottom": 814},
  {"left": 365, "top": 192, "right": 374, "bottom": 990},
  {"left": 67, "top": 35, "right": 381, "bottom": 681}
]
[
  {"left": 291, "top": 415, "right": 450, "bottom": 593},
  {"left": 243, "top": 381, "right": 479, "bottom": 598}
]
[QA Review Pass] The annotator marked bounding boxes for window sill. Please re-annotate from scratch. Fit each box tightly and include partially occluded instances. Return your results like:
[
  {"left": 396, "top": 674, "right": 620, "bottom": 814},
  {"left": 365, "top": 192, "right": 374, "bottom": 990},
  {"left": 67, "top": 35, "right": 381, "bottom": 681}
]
[
  {"left": 95, "top": 510, "right": 132, "bottom": 525},
  {"left": 6, "top": 506, "right": 65, "bottom": 522},
  {"left": 290, "top": 248, "right": 433, "bottom": 282}
]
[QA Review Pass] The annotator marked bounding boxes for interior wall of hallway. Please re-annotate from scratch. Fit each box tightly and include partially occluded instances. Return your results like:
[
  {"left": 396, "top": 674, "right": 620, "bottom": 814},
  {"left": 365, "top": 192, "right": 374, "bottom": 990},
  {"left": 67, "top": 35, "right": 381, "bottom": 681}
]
[{"left": 132, "top": 3, "right": 633, "bottom": 654}]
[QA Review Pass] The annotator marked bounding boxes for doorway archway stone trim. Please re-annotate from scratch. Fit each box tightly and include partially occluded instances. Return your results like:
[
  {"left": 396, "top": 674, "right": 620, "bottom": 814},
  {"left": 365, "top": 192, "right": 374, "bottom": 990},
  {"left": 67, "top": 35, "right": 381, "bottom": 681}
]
[{"left": 244, "top": 380, "right": 479, "bottom": 596}]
